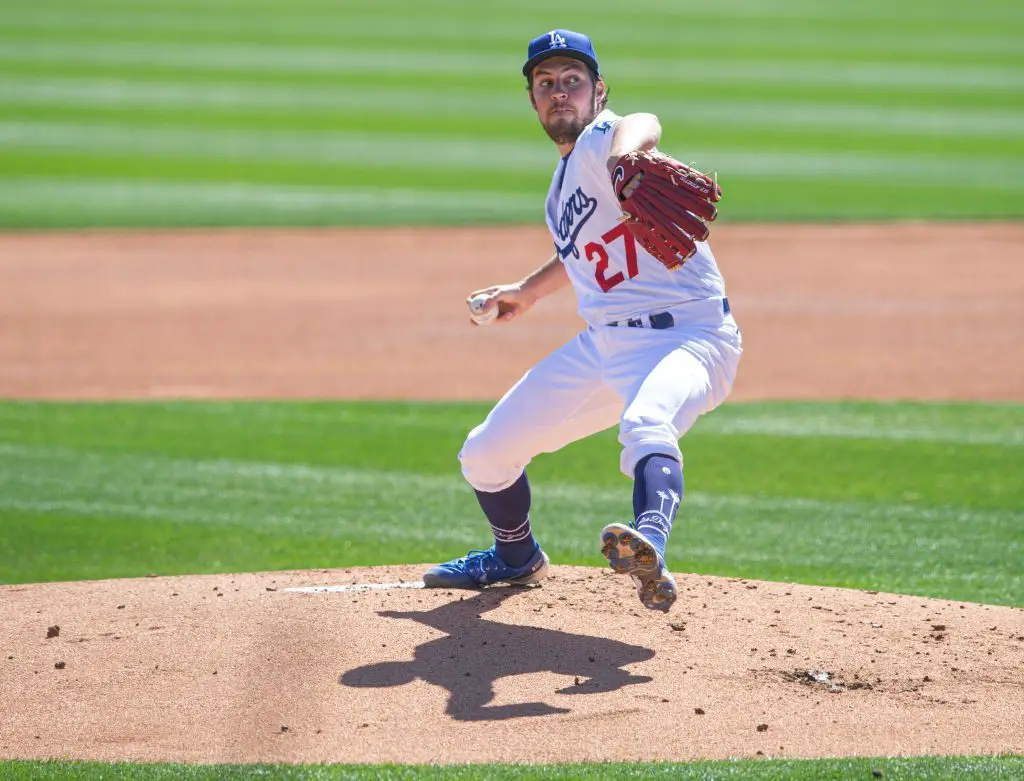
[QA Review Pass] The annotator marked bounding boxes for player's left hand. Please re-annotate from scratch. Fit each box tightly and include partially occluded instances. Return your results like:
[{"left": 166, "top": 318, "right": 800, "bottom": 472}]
[
  {"left": 611, "top": 150, "right": 721, "bottom": 271},
  {"left": 466, "top": 284, "right": 537, "bottom": 326}
]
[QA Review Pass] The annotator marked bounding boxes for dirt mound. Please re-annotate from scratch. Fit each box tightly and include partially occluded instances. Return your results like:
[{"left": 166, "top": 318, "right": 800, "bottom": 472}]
[{"left": 2, "top": 567, "right": 1021, "bottom": 764}]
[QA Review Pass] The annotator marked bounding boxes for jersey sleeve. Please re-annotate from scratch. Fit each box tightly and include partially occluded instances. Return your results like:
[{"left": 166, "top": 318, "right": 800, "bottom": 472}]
[{"left": 575, "top": 113, "right": 621, "bottom": 175}]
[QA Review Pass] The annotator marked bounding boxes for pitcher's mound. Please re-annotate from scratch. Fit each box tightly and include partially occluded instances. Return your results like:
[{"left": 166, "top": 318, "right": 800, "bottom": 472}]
[{"left": 2, "top": 566, "right": 1022, "bottom": 764}]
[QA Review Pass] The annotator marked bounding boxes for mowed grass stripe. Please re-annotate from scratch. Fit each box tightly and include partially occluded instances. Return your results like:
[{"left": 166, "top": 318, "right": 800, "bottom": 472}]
[
  {"left": 1, "top": 399, "right": 1021, "bottom": 605},
  {"left": 3, "top": 443, "right": 1020, "bottom": 528},
  {"left": 694, "top": 403, "right": 1024, "bottom": 446},
  {"left": 24, "top": 0, "right": 1024, "bottom": 22},
  {"left": 625, "top": 0, "right": 1024, "bottom": 24},
  {"left": 701, "top": 419, "right": 1024, "bottom": 446},
  {"left": 4, "top": 61, "right": 1016, "bottom": 112},
  {"left": 2, "top": 755, "right": 1024, "bottom": 781},
  {"left": 1, "top": 174, "right": 1013, "bottom": 226},
  {"left": 2, "top": 41, "right": 1021, "bottom": 92},
  {"left": 0, "top": 121, "right": 552, "bottom": 170},
  {"left": 4, "top": 121, "right": 1022, "bottom": 186},
  {"left": 1, "top": 444, "right": 1020, "bottom": 603},
  {"left": 1, "top": 0, "right": 1021, "bottom": 225},
  {"left": 8, "top": 103, "right": 1018, "bottom": 162},
  {"left": 2, "top": 14, "right": 1021, "bottom": 65},
  {"left": 3, "top": 399, "right": 1020, "bottom": 446},
  {"left": 3, "top": 401, "right": 1020, "bottom": 509},
  {"left": 0, "top": 178, "right": 541, "bottom": 225},
  {"left": 4, "top": 0, "right": 1024, "bottom": 37},
  {"left": 4, "top": 79, "right": 1021, "bottom": 139}
]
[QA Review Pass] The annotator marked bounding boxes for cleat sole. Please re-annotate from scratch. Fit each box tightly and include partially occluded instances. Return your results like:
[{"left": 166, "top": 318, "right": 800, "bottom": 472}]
[{"left": 601, "top": 523, "right": 678, "bottom": 612}]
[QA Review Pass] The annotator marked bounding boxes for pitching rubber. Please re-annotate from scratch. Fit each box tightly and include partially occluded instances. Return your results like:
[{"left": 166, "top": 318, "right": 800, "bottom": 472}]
[{"left": 600, "top": 523, "right": 678, "bottom": 613}]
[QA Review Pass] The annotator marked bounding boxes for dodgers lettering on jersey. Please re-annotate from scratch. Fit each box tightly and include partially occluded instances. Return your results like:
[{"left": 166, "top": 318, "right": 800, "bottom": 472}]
[{"left": 543, "top": 109, "right": 728, "bottom": 328}]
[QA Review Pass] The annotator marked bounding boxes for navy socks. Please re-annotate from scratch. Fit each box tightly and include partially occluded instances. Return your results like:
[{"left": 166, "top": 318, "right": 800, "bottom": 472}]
[
  {"left": 473, "top": 457, "right": 679, "bottom": 569},
  {"left": 632, "top": 453, "right": 683, "bottom": 559},
  {"left": 474, "top": 471, "right": 536, "bottom": 568}
]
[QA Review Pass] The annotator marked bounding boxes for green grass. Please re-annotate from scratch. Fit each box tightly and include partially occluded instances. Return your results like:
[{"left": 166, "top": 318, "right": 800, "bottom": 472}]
[
  {"left": 2, "top": 756, "right": 1023, "bottom": 780},
  {"left": 1, "top": 400, "right": 1021, "bottom": 606},
  {"left": 1, "top": 0, "right": 1022, "bottom": 227},
  {"left": 2, "top": 399, "right": 1022, "bottom": 777}
]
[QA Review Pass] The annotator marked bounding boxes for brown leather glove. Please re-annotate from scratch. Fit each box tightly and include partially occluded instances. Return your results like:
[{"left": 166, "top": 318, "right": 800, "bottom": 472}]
[{"left": 612, "top": 151, "right": 722, "bottom": 270}]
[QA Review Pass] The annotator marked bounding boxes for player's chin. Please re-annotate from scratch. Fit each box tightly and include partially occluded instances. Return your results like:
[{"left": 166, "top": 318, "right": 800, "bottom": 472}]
[{"left": 542, "top": 116, "right": 585, "bottom": 144}]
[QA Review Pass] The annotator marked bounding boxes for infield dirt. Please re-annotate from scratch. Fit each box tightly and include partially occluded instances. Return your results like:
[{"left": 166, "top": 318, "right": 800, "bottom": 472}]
[
  {"left": 1, "top": 222, "right": 1022, "bottom": 401},
  {"left": 0, "top": 223, "right": 1022, "bottom": 764}
]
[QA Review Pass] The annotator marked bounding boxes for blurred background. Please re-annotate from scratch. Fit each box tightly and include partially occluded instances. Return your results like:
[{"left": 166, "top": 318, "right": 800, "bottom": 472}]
[{"left": 1, "top": 0, "right": 1021, "bottom": 228}]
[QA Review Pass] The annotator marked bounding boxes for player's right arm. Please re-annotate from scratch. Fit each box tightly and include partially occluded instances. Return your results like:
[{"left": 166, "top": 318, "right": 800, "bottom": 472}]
[{"left": 467, "top": 252, "right": 569, "bottom": 324}]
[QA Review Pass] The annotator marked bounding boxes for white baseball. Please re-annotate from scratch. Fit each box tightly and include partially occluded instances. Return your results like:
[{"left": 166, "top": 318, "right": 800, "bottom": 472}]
[{"left": 468, "top": 294, "right": 498, "bottom": 326}]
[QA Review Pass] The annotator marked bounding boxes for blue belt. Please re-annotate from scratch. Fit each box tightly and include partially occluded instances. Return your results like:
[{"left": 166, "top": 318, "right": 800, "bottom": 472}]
[{"left": 607, "top": 297, "right": 730, "bottom": 329}]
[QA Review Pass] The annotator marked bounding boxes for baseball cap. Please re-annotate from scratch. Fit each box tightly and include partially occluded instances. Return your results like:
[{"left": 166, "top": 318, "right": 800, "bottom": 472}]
[{"left": 522, "top": 29, "right": 600, "bottom": 79}]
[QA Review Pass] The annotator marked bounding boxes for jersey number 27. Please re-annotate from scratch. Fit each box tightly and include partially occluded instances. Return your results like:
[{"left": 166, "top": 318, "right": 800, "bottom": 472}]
[{"left": 584, "top": 223, "right": 638, "bottom": 293}]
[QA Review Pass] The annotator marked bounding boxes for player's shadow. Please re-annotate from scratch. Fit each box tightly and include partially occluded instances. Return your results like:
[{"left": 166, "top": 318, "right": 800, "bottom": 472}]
[{"left": 340, "top": 587, "right": 655, "bottom": 721}]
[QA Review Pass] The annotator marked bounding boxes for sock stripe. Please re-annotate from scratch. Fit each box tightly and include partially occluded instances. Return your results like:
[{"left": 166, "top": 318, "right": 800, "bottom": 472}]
[
  {"left": 491, "top": 515, "right": 532, "bottom": 543},
  {"left": 635, "top": 511, "right": 671, "bottom": 536}
]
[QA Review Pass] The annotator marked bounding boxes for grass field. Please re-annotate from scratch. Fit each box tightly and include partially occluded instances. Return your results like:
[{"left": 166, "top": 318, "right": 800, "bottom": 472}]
[
  {"left": 4, "top": 756, "right": 1024, "bottom": 780},
  {"left": 1, "top": 0, "right": 1023, "bottom": 227},
  {"left": 3, "top": 400, "right": 1021, "bottom": 603}
]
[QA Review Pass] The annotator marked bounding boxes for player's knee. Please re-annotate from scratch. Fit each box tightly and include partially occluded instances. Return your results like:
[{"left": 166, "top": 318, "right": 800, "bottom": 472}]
[
  {"left": 618, "top": 422, "right": 681, "bottom": 478},
  {"left": 458, "top": 423, "right": 525, "bottom": 493}
]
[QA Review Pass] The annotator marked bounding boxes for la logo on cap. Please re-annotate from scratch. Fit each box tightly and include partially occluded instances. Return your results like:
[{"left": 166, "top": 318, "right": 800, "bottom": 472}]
[{"left": 548, "top": 30, "right": 568, "bottom": 48}]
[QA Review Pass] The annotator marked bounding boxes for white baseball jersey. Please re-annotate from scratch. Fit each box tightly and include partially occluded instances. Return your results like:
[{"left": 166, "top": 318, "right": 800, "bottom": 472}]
[{"left": 544, "top": 109, "right": 727, "bottom": 328}]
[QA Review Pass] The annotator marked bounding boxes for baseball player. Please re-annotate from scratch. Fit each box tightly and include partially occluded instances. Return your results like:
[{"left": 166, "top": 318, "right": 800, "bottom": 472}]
[{"left": 423, "top": 29, "right": 742, "bottom": 612}]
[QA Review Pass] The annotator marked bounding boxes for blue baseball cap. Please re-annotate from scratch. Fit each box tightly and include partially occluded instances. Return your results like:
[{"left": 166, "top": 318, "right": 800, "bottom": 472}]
[{"left": 522, "top": 29, "right": 600, "bottom": 79}]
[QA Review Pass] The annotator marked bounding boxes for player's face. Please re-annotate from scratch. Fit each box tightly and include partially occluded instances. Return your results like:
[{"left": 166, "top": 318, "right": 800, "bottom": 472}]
[{"left": 530, "top": 58, "right": 603, "bottom": 145}]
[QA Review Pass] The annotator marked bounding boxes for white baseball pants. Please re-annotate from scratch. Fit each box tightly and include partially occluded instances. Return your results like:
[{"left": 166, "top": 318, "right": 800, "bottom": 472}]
[{"left": 459, "top": 309, "right": 742, "bottom": 492}]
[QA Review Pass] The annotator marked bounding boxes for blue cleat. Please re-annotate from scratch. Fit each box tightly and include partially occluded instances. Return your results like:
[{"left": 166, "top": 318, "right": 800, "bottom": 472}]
[
  {"left": 601, "top": 522, "right": 678, "bottom": 613},
  {"left": 423, "top": 544, "right": 549, "bottom": 589}
]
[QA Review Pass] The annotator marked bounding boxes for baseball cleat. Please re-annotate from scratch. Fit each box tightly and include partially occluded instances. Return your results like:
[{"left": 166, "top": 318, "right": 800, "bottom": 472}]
[
  {"left": 422, "top": 544, "right": 549, "bottom": 589},
  {"left": 601, "top": 523, "right": 678, "bottom": 612}
]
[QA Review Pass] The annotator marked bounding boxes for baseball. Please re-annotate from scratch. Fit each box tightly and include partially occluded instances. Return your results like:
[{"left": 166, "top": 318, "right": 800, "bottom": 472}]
[{"left": 468, "top": 294, "right": 498, "bottom": 326}]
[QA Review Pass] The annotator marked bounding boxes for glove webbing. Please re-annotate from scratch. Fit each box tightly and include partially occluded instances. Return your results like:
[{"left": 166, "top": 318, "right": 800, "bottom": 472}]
[
  {"left": 630, "top": 185, "right": 710, "bottom": 243},
  {"left": 628, "top": 219, "right": 697, "bottom": 270},
  {"left": 640, "top": 172, "right": 718, "bottom": 222}
]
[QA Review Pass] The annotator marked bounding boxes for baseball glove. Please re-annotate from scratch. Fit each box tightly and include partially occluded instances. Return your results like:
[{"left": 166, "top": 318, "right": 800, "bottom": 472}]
[{"left": 611, "top": 151, "right": 721, "bottom": 271}]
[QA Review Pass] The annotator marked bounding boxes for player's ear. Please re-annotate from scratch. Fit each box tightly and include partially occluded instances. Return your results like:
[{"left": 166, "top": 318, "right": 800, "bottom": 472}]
[
  {"left": 596, "top": 77, "right": 608, "bottom": 107},
  {"left": 528, "top": 86, "right": 537, "bottom": 110}
]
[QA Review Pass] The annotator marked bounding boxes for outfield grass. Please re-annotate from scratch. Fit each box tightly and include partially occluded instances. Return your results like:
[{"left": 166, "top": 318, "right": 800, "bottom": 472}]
[
  {"left": 1, "top": 400, "right": 1021, "bottom": 607},
  {"left": 4, "top": 756, "right": 1024, "bottom": 780},
  {"left": 1, "top": 0, "right": 1022, "bottom": 227}
]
